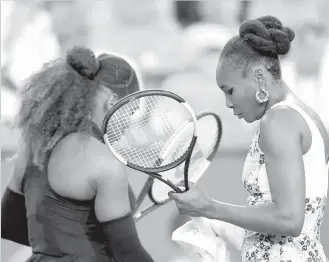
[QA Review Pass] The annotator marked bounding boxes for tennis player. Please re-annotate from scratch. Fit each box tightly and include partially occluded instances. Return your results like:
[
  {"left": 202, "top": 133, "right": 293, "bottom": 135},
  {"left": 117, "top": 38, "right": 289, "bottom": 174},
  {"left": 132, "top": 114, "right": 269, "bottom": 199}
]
[
  {"left": 169, "top": 16, "right": 329, "bottom": 262},
  {"left": 1, "top": 47, "right": 154, "bottom": 262}
]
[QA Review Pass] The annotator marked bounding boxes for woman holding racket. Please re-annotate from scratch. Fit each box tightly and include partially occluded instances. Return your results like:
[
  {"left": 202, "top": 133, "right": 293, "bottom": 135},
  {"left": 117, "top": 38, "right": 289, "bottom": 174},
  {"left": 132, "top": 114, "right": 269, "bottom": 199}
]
[
  {"left": 169, "top": 16, "right": 329, "bottom": 262},
  {"left": 1, "top": 47, "right": 154, "bottom": 262}
]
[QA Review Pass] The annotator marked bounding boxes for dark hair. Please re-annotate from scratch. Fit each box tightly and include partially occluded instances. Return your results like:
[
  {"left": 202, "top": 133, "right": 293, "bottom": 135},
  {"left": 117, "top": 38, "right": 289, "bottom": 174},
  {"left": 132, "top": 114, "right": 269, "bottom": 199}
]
[
  {"left": 67, "top": 48, "right": 139, "bottom": 97},
  {"left": 18, "top": 47, "right": 139, "bottom": 170},
  {"left": 220, "top": 16, "right": 295, "bottom": 79}
]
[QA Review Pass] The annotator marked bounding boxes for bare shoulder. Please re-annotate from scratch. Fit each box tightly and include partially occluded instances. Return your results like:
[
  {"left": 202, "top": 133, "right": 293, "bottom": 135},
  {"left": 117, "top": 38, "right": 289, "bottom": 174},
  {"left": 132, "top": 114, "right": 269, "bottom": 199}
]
[
  {"left": 82, "top": 133, "right": 127, "bottom": 182},
  {"left": 259, "top": 105, "right": 306, "bottom": 156},
  {"left": 260, "top": 105, "right": 303, "bottom": 135},
  {"left": 261, "top": 102, "right": 328, "bottom": 161},
  {"left": 48, "top": 132, "right": 126, "bottom": 201}
]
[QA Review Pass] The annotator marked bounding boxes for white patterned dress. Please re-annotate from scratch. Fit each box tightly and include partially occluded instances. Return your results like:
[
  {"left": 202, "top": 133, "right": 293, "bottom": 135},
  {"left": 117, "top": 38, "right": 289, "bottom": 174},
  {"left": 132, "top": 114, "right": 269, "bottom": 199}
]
[{"left": 241, "top": 102, "right": 328, "bottom": 262}]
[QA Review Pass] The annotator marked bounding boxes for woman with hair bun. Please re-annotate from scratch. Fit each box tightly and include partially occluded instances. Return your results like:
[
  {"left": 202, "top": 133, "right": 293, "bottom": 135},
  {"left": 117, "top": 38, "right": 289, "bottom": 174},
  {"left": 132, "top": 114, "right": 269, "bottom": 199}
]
[
  {"left": 170, "top": 16, "right": 328, "bottom": 262},
  {"left": 1, "top": 47, "right": 154, "bottom": 262}
]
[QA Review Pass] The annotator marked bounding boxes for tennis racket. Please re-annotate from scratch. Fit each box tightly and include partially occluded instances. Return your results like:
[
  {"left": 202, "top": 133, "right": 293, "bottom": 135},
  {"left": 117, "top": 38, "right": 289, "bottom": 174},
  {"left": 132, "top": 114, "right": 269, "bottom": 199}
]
[
  {"left": 133, "top": 111, "right": 222, "bottom": 222},
  {"left": 102, "top": 89, "right": 198, "bottom": 195}
]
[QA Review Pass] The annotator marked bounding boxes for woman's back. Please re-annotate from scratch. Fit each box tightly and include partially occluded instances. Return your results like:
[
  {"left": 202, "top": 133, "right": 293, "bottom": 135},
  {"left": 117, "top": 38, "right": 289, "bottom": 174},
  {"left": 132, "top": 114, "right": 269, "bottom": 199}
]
[
  {"left": 22, "top": 164, "right": 111, "bottom": 262},
  {"left": 22, "top": 128, "right": 113, "bottom": 261}
]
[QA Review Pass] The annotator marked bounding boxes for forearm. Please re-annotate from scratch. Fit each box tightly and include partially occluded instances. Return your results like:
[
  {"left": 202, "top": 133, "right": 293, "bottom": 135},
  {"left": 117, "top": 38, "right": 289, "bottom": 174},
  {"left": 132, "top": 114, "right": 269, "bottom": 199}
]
[{"left": 204, "top": 199, "right": 298, "bottom": 236}]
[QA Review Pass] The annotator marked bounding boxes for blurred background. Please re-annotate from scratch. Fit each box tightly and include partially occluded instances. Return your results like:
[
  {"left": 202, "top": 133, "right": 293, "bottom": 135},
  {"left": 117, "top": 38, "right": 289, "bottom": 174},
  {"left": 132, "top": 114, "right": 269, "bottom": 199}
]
[{"left": 1, "top": 0, "right": 328, "bottom": 261}]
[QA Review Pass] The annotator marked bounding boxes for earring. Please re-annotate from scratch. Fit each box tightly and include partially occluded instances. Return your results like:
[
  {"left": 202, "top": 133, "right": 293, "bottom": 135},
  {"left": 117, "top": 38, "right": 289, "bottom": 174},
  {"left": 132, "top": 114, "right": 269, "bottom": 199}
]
[
  {"left": 107, "top": 94, "right": 118, "bottom": 109},
  {"left": 255, "top": 88, "right": 269, "bottom": 104}
]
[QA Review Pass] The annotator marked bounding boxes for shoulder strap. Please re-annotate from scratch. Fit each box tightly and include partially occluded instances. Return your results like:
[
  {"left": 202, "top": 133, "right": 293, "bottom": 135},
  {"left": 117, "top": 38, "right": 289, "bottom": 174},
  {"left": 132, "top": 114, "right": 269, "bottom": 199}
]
[
  {"left": 295, "top": 102, "right": 329, "bottom": 164},
  {"left": 272, "top": 101, "right": 329, "bottom": 163}
]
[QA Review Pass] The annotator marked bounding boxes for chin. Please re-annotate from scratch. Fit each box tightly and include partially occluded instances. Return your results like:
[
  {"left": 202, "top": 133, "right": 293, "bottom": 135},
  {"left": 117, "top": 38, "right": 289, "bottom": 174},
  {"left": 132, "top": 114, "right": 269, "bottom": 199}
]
[
  {"left": 244, "top": 119, "right": 253, "bottom": 123},
  {"left": 243, "top": 116, "right": 256, "bottom": 123}
]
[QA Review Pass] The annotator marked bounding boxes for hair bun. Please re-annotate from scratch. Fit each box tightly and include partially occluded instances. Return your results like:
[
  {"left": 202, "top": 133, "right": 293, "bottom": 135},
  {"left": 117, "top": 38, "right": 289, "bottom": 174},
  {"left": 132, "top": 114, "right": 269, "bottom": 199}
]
[
  {"left": 239, "top": 16, "right": 295, "bottom": 56},
  {"left": 282, "top": 27, "right": 295, "bottom": 42},
  {"left": 66, "top": 47, "right": 100, "bottom": 78}
]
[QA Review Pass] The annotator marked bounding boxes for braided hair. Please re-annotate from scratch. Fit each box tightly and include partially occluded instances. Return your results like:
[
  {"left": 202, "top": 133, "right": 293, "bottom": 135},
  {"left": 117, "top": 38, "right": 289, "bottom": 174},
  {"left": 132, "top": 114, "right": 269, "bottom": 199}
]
[{"left": 220, "top": 16, "right": 295, "bottom": 80}]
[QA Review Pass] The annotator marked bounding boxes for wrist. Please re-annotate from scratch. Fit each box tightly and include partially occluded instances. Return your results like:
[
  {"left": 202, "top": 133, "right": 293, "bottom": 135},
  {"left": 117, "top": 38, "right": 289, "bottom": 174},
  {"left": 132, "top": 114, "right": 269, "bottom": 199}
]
[
  {"left": 202, "top": 197, "right": 217, "bottom": 219},
  {"left": 203, "top": 198, "right": 229, "bottom": 221}
]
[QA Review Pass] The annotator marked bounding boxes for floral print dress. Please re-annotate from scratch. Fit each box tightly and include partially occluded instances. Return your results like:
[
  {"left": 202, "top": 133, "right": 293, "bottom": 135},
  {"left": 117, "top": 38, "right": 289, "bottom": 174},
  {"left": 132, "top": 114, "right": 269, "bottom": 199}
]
[{"left": 241, "top": 102, "right": 328, "bottom": 262}]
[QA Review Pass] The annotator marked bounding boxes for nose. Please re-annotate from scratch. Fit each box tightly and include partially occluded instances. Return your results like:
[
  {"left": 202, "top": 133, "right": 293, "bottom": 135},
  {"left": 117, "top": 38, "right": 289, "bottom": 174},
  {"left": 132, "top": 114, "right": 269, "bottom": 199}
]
[{"left": 225, "top": 96, "right": 233, "bottom": 109}]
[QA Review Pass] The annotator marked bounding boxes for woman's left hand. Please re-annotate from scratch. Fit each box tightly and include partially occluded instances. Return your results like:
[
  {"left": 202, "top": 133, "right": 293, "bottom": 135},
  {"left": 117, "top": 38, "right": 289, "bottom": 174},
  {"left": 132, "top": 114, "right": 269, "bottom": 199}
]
[{"left": 168, "top": 181, "right": 212, "bottom": 217}]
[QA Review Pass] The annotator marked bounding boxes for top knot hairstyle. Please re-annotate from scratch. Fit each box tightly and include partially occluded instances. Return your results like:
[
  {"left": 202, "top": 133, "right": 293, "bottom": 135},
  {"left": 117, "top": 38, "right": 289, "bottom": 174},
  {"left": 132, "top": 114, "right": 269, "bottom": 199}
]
[
  {"left": 239, "top": 16, "right": 295, "bottom": 57},
  {"left": 220, "top": 16, "right": 295, "bottom": 79},
  {"left": 66, "top": 48, "right": 139, "bottom": 97},
  {"left": 66, "top": 47, "right": 100, "bottom": 79},
  {"left": 17, "top": 46, "right": 140, "bottom": 171}
]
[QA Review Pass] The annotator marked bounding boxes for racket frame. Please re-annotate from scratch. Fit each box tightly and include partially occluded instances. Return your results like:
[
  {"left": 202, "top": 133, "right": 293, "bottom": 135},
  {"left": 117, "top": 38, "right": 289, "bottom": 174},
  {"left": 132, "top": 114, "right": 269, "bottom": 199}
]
[
  {"left": 133, "top": 119, "right": 198, "bottom": 211},
  {"left": 102, "top": 89, "right": 198, "bottom": 174},
  {"left": 133, "top": 111, "right": 223, "bottom": 221},
  {"left": 149, "top": 111, "right": 222, "bottom": 204}
]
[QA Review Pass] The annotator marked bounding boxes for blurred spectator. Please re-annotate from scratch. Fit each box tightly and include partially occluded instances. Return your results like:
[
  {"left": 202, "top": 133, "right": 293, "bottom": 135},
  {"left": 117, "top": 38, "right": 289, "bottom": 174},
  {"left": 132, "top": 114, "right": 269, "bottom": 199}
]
[
  {"left": 283, "top": 23, "right": 328, "bottom": 112},
  {"left": 180, "top": 23, "right": 233, "bottom": 75},
  {"left": 42, "top": 1, "right": 91, "bottom": 55},
  {"left": 2, "top": 1, "right": 60, "bottom": 88},
  {"left": 174, "top": 1, "right": 204, "bottom": 28},
  {"left": 237, "top": 0, "right": 252, "bottom": 24},
  {"left": 88, "top": 0, "right": 185, "bottom": 77}
]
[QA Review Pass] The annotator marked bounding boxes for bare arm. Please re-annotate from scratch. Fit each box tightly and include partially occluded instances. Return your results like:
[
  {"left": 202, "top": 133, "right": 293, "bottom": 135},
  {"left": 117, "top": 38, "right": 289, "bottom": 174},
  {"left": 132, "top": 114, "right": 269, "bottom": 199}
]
[
  {"left": 93, "top": 158, "right": 131, "bottom": 222},
  {"left": 203, "top": 107, "right": 305, "bottom": 236},
  {"left": 91, "top": 144, "right": 153, "bottom": 262}
]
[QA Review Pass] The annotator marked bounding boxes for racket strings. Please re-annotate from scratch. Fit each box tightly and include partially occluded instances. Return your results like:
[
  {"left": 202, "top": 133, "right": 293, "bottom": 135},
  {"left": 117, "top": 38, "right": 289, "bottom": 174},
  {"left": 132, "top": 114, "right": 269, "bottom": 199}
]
[
  {"left": 188, "top": 116, "right": 219, "bottom": 177},
  {"left": 106, "top": 95, "right": 195, "bottom": 169},
  {"left": 160, "top": 127, "right": 195, "bottom": 166},
  {"left": 150, "top": 115, "right": 220, "bottom": 203}
]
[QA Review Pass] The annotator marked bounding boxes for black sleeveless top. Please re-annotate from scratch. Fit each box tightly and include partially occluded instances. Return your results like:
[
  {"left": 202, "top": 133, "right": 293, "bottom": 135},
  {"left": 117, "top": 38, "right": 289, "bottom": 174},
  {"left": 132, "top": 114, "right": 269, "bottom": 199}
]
[{"left": 21, "top": 125, "right": 117, "bottom": 261}]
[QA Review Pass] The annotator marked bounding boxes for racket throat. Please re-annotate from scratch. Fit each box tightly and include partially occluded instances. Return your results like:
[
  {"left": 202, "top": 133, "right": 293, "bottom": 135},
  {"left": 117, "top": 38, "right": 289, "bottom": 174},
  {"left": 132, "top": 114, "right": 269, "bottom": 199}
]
[{"left": 146, "top": 172, "right": 183, "bottom": 193}]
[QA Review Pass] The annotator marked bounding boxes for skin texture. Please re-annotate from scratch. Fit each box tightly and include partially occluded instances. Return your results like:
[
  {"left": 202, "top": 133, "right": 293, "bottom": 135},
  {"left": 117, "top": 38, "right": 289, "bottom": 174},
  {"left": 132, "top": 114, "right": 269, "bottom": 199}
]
[{"left": 168, "top": 55, "right": 328, "bottom": 237}]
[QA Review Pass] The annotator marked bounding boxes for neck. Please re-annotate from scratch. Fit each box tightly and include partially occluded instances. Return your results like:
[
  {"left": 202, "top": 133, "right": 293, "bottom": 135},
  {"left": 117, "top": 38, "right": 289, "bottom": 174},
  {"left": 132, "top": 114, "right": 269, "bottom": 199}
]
[
  {"left": 92, "top": 114, "right": 104, "bottom": 132},
  {"left": 265, "top": 81, "right": 293, "bottom": 111},
  {"left": 92, "top": 104, "right": 106, "bottom": 132}
]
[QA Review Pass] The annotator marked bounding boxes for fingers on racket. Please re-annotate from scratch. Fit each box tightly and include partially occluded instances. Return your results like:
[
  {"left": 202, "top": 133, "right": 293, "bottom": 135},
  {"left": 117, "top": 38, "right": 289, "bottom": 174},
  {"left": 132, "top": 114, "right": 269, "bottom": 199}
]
[
  {"left": 102, "top": 90, "right": 198, "bottom": 173},
  {"left": 149, "top": 111, "right": 222, "bottom": 204}
]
